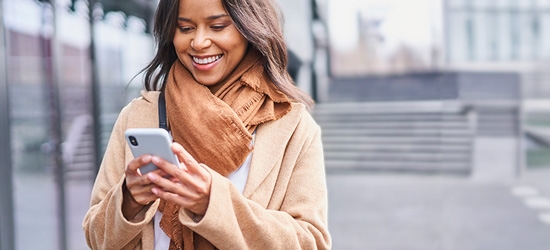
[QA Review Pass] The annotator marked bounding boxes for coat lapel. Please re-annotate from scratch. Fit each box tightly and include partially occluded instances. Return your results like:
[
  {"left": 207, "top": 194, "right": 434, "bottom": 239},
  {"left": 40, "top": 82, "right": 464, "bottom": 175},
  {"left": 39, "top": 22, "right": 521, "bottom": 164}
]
[{"left": 242, "top": 103, "right": 302, "bottom": 198}]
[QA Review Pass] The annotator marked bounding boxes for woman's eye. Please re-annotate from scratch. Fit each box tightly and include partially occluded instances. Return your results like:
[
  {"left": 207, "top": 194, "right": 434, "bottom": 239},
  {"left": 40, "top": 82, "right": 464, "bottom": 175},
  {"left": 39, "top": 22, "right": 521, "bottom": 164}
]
[
  {"left": 178, "top": 27, "right": 194, "bottom": 33},
  {"left": 211, "top": 25, "right": 227, "bottom": 31}
]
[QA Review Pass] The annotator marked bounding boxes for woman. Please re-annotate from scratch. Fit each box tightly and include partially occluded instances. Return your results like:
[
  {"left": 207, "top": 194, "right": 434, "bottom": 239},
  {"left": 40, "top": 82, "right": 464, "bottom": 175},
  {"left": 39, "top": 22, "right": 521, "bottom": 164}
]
[{"left": 82, "top": 0, "right": 331, "bottom": 249}]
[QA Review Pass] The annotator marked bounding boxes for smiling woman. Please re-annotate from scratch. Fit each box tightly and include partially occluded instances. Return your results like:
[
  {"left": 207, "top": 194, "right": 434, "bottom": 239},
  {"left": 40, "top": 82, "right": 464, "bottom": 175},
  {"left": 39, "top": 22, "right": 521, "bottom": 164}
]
[
  {"left": 172, "top": 0, "right": 248, "bottom": 92},
  {"left": 82, "top": 0, "right": 331, "bottom": 249}
]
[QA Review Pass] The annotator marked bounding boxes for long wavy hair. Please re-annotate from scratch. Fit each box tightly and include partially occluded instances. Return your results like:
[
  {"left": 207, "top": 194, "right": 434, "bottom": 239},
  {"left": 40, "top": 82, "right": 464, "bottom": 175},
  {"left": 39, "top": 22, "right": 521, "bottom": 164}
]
[{"left": 141, "top": 0, "right": 314, "bottom": 108}]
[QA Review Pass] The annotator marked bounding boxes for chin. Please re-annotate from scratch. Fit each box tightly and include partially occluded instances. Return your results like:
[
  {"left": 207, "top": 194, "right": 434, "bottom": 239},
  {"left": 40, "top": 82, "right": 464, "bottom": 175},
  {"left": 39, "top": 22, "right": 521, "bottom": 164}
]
[
  {"left": 193, "top": 73, "right": 222, "bottom": 85},
  {"left": 195, "top": 78, "right": 217, "bottom": 86},
  {"left": 194, "top": 78, "right": 221, "bottom": 89}
]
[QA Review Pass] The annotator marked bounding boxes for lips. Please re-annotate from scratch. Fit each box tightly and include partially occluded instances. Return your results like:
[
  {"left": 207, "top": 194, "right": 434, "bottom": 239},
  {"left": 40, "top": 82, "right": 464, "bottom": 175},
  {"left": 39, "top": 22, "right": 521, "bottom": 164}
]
[{"left": 192, "top": 55, "right": 222, "bottom": 65}]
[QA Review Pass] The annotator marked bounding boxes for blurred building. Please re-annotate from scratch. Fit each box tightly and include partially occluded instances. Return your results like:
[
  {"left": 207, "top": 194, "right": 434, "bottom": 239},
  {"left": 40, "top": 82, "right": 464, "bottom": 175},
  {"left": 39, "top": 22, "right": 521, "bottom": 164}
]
[
  {"left": 443, "top": 0, "right": 550, "bottom": 171},
  {"left": 276, "top": 0, "right": 330, "bottom": 102},
  {"left": 316, "top": 0, "right": 550, "bottom": 182},
  {"left": 327, "top": 0, "right": 443, "bottom": 76},
  {"left": 329, "top": 0, "right": 550, "bottom": 100},
  {"left": 444, "top": 0, "right": 550, "bottom": 99}
]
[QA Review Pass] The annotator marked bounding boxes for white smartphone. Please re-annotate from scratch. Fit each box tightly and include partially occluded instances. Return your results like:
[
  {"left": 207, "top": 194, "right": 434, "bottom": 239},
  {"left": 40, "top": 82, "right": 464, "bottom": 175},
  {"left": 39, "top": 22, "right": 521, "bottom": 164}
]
[{"left": 124, "top": 128, "right": 180, "bottom": 175}]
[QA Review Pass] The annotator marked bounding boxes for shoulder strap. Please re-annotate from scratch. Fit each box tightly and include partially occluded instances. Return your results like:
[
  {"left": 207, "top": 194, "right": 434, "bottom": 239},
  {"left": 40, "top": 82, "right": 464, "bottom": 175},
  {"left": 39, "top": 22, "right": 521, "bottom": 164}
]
[{"left": 158, "top": 91, "right": 168, "bottom": 131}]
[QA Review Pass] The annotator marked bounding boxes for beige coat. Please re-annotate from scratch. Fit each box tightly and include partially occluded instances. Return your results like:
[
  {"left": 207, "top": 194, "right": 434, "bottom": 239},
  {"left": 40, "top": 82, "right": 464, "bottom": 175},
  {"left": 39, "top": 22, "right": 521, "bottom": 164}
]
[{"left": 82, "top": 91, "right": 331, "bottom": 250}]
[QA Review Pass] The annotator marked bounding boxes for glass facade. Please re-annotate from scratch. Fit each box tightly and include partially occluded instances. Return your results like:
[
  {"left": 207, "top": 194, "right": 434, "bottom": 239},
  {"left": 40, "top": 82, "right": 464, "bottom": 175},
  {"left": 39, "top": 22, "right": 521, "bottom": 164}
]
[
  {"left": 446, "top": 0, "right": 550, "bottom": 62},
  {"left": 1, "top": 0, "right": 154, "bottom": 249}
]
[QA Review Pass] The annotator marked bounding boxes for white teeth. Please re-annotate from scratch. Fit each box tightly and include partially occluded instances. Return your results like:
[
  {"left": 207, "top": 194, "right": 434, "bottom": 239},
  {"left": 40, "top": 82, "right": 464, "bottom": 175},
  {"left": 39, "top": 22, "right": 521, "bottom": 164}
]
[{"left": 193, "top": 55, "right": 221, "bottom": 65}]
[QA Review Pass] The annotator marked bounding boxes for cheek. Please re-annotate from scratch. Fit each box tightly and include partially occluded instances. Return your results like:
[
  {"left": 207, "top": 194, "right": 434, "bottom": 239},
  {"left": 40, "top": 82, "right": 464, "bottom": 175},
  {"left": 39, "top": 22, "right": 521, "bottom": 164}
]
[
  {"left": 173, "top": 35, "right": 190, "bottom": 52},
  {"left": 232, "top": 34, "right": 248, "bottom": 50},
  {"left": 236, "top": 35, "right": 249, "bottom": 54},
  {"left": 219, "top": 29, "right": 247, "bottom": 50}
]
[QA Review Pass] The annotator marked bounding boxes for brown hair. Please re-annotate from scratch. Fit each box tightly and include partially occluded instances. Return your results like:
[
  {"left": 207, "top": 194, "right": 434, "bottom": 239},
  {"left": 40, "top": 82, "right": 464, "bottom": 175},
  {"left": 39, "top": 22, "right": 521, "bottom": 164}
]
[{"left": 141, "top": 0, "right": 314, "bottom": 108}]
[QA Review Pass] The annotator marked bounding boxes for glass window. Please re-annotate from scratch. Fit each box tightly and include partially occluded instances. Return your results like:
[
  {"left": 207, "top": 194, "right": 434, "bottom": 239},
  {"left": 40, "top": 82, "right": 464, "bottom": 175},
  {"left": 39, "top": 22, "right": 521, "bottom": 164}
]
[
  {"left": 495, "top": 0, "right": 518, "bottom": 9},
  {"left": 537, "top": 0, "right": 550, "bottom": 8},
  {"left": 448, "top": 0, "right": 468, "bottom": 9},
  {"left": 3, "top": 0, "right": 154, "bottom": 249},
  {"left": 474, "top": 0, "right": 493, "bottom": 9}
]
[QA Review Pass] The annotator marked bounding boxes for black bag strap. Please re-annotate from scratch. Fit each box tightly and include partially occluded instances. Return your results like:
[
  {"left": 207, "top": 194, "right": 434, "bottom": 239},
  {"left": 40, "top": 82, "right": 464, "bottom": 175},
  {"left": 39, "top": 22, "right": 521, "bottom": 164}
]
[{"left": 158, "top": 91, "right": 168, "bottom": 131}]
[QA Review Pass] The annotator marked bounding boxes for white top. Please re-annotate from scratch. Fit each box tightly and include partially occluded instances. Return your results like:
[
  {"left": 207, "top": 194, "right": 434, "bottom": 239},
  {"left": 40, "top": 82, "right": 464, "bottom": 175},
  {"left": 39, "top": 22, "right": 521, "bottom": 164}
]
[{"left": 154, "top": 134, "right": 254, "bottom": 250}]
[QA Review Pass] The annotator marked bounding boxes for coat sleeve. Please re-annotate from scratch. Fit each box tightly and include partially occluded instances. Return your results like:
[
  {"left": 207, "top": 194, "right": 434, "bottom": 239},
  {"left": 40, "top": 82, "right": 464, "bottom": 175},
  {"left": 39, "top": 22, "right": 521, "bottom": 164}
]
[
  {"left": 178, "top": 112, "right": 332, "bottom": 250},
  {"left": 82, "top": 103, "right": 158, "bottom": 250}
]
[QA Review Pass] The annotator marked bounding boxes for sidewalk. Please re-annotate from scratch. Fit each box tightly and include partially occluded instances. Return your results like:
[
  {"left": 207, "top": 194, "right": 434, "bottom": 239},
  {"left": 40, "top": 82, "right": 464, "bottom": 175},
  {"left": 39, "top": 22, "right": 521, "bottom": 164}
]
[
  {"left": 517, "top": 167, "right": 550, "bottom": 197},
  {"left": 327, "top": 167, "right": 550, "bottom": 250},
  {"left": 13, "top": 173, "right": 92, "bottom": 250}
]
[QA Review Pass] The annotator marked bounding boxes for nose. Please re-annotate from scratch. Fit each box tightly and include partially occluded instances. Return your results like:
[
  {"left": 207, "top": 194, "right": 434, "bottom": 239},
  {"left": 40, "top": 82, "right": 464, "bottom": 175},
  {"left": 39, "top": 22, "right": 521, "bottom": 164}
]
[{"left": 191, "top": 30, "right": 211, "bottom": 51}]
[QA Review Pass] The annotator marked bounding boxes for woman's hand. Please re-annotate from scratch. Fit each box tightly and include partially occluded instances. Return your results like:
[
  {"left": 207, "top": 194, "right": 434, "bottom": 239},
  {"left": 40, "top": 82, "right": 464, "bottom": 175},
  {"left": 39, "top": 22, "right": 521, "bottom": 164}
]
[
  {"left": 146, "top": 142, "right": 212, "bottom": 217},
  {"left": 123, "top": 155, "right": 167, "bottom": 220}
]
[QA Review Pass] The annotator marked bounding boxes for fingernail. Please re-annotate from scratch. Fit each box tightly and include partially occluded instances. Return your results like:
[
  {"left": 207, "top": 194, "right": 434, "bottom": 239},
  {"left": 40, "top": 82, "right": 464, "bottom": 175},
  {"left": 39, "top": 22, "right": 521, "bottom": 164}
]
[
  {"left": 151, "top": 188, "right": 158, "bottom": 195},
  {"left": 151, "top": 156, "right": 160, "bottom": 164},
  {"left": 147, "top": 173, "right": 156, "bottom": 182},
  {"left": 142, "top": 155, "right": 151, "bottom": 162}
]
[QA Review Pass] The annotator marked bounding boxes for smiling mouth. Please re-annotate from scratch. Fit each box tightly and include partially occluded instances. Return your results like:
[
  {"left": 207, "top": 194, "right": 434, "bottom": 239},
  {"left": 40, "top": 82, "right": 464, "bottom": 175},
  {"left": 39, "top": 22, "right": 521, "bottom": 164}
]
[{"left": 192, "top": 55, "right": 222, "bottom": 65}]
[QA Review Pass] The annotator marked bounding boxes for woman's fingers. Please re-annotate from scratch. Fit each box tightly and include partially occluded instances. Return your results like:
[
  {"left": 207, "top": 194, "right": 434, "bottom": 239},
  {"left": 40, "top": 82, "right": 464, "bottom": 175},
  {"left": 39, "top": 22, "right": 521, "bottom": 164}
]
[
  {"left": 125, "top": 155, "right": 151, "bottom": 176},
  {"left": 125, "top": 155, "right": 170, "bottom": 205},
  {"left": 127, "top": 184, "right": 157, "bottom": 205},
  {"left": 152, "top": 187, "right": 194, "bottom": 208},
  {"left": 150, "top": 154, "right": 209, "bottom": 194},
  {"left": 149, "top": 178, "right": 209, "bottom": 215},
  {"left": 147, "top": 144, "right": 212, "bottom": 215},
  {"left": 170, "top": 143, "right": 212, "bottom": 186},
  {"left": 125, "top": 173, "right": 158, "bottom": 204},
  {"left": 171, "top": 142, "right": 201, "bottom": 173}
]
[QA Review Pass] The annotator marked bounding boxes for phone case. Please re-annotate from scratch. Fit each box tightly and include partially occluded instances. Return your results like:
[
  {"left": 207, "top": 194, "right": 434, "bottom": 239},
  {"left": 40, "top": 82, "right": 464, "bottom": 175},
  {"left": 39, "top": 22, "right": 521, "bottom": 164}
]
[{"left": 124, "top": 128, "right": 179, "bottom": 175}]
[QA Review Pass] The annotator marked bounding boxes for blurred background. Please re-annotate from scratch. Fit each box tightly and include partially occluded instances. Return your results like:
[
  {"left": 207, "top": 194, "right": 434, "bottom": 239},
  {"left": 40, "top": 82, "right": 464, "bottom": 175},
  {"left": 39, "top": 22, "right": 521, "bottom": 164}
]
[{"left": 1, "top": 0, "right": 550, "bottom": 249}]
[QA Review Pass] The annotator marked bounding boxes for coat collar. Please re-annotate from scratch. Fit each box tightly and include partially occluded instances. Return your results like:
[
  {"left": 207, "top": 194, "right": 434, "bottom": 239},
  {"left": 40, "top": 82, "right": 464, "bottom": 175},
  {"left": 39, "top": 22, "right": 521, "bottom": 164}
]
[
  {"left": 140, "top": 90, "right": 160, "bottom": 103},
  {"left": 242, "top": 103, "right": 303, "bottom": 198}
]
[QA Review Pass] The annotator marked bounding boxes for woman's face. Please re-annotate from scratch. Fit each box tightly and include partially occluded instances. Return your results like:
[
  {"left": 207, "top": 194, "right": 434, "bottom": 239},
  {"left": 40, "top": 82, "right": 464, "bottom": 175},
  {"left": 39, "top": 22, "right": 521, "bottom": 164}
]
[{"left": 173, "top": 0, "right": 248, "bottom": 92}]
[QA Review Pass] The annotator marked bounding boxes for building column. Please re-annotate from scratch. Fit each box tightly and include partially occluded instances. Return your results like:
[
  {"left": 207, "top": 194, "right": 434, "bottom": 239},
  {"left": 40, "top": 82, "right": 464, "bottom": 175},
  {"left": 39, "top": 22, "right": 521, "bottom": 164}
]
[{"left": 0, "top": 0, "right": 16, "bottom": 249}]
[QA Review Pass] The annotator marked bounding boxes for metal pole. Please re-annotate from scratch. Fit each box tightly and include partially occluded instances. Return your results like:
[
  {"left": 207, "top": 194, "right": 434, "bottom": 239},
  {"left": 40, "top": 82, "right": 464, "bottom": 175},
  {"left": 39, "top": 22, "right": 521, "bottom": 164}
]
[
  {"left": 89, "top": 0, "right": 102, "bottom": 176},
  {"left": 42, "top": 1, "right": 68, "bottom": 249},
  {"left": 0, "top": 0, "right": 16, "bottom": 249},
  {"left": 443, "top": 0, "right": 450, "bottom": 65}
]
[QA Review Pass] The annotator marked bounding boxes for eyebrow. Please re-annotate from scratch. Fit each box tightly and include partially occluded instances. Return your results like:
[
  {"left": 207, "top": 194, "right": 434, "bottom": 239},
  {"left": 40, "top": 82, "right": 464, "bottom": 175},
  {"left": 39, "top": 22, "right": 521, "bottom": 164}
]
[{"left": 177, "top": 14, "right": 230, "bottom": 22}]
